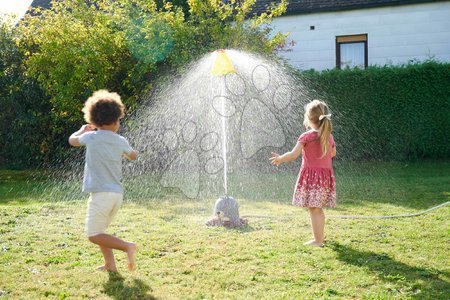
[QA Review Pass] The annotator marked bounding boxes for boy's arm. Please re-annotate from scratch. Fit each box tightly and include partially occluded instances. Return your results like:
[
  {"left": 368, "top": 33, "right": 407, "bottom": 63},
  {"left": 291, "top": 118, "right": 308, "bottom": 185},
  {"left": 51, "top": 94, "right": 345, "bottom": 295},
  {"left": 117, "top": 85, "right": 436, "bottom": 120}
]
[
  {"left": 68, "top": 124, "right": 95, "bottom": 147},
  {"left": 124, "top": 150, "right": 138, "bottom": 161}
]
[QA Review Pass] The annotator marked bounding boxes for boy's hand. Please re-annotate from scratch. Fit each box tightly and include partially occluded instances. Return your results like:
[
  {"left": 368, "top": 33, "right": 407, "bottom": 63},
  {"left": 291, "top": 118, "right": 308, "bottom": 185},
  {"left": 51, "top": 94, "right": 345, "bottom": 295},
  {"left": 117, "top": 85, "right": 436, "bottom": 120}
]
[
  {"left": 124, "top": 150, "right": 138, "bottom": 161},
  {"left": 80, "top": 124, "right": 95, "bottom": 133},
  {"left": 69, "top": 124, "right": 95, "bottom": 147},
  {"left": 269, "top": 152, "right": 282, "bottom": 166}
]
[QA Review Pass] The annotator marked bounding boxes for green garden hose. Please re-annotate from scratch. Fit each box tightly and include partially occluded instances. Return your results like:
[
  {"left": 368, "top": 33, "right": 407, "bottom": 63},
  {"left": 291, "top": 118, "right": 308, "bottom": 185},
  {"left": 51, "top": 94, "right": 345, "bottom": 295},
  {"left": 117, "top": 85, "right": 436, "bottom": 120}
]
[{"left": 241, "top": 201, "right": 450, "bottom": 220}]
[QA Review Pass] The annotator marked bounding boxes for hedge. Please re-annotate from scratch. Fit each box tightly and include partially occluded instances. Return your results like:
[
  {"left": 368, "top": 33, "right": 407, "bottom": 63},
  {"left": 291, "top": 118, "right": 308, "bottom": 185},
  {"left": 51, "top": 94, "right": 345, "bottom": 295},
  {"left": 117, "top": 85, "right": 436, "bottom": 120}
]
[{"left": 299, "top": 61, "right": 450, "bottom": 161}]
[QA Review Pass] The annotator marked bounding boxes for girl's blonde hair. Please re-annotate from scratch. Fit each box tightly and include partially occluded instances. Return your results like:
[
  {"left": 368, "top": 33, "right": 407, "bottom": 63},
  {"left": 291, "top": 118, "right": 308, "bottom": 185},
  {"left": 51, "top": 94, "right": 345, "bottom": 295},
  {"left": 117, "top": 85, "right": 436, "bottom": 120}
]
[{"left": 303, "top": 99, "right": 333, "bottom": 158}]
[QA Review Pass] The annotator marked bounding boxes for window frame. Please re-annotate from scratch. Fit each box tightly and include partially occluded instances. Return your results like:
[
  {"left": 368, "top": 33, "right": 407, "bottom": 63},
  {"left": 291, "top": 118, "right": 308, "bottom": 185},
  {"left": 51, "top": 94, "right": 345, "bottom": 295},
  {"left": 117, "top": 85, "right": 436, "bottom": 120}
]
[{"left": 336, "top": 34, "right": 368, "bottom": 69}]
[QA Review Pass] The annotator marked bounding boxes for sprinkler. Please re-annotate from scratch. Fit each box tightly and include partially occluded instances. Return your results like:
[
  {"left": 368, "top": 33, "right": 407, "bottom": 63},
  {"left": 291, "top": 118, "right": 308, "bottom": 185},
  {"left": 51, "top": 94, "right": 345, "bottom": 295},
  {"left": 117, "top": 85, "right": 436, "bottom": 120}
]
[
  {"left": 206, "top": 50, "right": 246, "bottom": 228},
  {"left": 210, "top": 49, "right": 237, "bottom": 75},
  {"left": 206, "top": 195, "right": 247, "bottom": 228}
]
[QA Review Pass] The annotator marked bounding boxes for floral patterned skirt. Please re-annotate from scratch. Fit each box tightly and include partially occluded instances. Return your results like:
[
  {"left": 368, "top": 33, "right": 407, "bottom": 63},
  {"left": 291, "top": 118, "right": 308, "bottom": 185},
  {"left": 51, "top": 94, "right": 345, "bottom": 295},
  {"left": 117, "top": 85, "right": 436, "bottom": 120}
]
[{"left": 293, "top": 167, "right": 336, "bottom": 208}]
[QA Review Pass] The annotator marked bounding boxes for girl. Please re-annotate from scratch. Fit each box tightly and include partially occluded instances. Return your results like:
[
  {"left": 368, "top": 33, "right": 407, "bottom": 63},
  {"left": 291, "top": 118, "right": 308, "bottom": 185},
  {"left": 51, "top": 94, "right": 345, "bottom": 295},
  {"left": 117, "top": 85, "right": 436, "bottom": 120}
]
[{"left": 270, "top": 100, "right": 336, "bottom": 247}]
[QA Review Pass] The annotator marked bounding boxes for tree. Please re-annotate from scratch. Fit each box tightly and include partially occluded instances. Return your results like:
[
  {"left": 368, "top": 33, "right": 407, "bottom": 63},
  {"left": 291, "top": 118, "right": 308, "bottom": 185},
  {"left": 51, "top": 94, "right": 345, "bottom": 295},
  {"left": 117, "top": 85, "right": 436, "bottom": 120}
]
[
  {"left": 19, "top": 0, "right": 288, "bottom": 110},
  {"left": 0, "top": 19, "right": 51, "bottom": 167},
  {"left": 168, "top": 0, "right": 289, "bottom": 65},
  {"left": 10, "top": 0, "right": 288, "bottom": 166}
]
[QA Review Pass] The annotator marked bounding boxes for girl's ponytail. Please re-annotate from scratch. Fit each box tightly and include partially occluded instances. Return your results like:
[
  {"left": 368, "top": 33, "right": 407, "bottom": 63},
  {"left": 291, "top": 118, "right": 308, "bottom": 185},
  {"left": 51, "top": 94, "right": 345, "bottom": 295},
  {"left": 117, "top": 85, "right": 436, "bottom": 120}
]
[{"left": 319, "top": 117, "right": 332, "bottom": 158}]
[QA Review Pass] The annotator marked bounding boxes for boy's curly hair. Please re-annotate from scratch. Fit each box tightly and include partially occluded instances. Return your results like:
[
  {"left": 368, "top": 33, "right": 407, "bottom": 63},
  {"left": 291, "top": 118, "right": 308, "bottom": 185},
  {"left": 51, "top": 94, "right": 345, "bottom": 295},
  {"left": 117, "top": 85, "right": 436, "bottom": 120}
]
[{"left": 82, "top": 90, "right": 125, "bottom": 126}]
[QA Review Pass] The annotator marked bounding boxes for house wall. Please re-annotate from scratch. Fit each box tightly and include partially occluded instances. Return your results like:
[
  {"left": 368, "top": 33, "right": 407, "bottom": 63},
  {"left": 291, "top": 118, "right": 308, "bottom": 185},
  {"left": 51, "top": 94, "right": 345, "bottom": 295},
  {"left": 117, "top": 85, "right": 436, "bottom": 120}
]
[{"left": 271, "top": 2, "right": 450, "bottom": 70}]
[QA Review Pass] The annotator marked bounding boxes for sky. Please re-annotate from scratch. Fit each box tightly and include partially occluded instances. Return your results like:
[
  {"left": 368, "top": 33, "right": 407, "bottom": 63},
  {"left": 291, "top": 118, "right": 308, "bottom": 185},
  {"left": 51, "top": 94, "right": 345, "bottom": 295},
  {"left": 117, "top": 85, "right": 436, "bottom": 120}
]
[{"left": 0, "top": 0, "right": 33, "bottom": 20}]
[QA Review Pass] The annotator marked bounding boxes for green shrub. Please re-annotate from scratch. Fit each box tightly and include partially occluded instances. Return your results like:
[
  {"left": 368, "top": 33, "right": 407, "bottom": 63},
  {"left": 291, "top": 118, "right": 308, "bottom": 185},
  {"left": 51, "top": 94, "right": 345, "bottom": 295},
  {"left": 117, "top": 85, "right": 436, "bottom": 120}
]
[
  {"left": 300, "top": 61, "right": 450, "bottom": 161},
  {"left": 0, "top": 20, "right": 53, "bottom": 168}
]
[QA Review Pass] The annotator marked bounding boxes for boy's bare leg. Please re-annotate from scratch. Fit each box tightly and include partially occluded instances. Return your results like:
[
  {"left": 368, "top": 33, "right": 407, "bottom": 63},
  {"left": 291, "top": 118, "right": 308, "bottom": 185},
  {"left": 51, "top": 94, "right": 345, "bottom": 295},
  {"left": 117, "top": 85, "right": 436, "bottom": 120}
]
[
  {"left": 126, "top": 243, "right": 137, "bottom": 271},
  {"left": 89, "top": 234, "right": 137, "bottom": 270},
  {"left": 304, "top": 208, "right": 325, "bottom": 247},
  {"left": 97, "top": 246, "right": 117, "bottom": 272}
]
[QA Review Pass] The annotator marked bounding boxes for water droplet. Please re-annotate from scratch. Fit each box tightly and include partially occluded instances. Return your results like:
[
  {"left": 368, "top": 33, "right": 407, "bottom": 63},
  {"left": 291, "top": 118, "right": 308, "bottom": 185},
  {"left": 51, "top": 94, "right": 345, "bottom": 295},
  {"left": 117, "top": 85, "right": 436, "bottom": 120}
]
[
  {"left": 225, "top": 73, "right": 246, "bottom": 96},
  {"left": 204, "top": 157, "right": 224, "bottom": 174},
  {"left": 272, "top": 84, "right": 292, "bottom": 110},
  {"left": 200, "top": 132, "right": 219, "bottom": 152},
  {"left": 182, "top": 121, "right": 197, "bottom": 143},
  {"left": 252, "top": 65, "right": 270, "bottom": 92},
  {"left": 162, "top": 129, "right": 178, "bottom": 150},
  {"left": 212, "top": 96, "right": 236, "bottom": 118}
]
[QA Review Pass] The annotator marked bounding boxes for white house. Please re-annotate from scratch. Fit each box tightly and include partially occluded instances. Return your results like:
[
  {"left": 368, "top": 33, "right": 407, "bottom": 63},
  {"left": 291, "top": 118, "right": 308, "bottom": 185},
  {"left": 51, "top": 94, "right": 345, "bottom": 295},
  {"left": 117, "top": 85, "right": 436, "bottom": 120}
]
[{"left": 254, "top": 0, "right": 450, "bottom": 70}]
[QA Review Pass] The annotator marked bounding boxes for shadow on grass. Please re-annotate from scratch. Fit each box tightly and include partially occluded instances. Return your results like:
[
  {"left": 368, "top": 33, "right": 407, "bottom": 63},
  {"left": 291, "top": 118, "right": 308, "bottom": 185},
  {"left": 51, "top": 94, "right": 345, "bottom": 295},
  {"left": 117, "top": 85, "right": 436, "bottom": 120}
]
[
  {"left": 329, "top": 242, "right": 450, "bottom": 299},
  {"left": 102, "top": 271, "right": 157, "bottom": 300}
]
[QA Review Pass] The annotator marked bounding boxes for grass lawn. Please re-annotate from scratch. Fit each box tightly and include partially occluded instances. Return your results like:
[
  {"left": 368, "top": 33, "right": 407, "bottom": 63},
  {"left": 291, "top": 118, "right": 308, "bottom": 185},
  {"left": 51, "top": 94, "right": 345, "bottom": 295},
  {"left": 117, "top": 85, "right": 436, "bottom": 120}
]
[{"left": 0, "top": 162, "right": 449, "bottom": 299}]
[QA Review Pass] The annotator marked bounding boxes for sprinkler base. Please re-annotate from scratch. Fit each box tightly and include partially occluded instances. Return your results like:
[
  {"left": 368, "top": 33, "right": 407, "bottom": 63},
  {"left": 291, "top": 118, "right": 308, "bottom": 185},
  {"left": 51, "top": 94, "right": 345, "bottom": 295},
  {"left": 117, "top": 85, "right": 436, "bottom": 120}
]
[{"left": 206, "top": 195, "right": 247, "bottom": 228}]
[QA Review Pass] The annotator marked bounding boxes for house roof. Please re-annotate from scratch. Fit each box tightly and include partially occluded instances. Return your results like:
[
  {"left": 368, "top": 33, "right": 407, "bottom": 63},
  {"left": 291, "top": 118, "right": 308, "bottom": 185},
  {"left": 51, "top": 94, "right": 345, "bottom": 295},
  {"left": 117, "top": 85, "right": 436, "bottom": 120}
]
[
  {"left": 29, "top": 0, "right": 449, "bottom": 16},
  {"left": 252, "top": 0, "right": 449, "bottom": 15},
  {"left": 30, "top": 0, "right": 52, "bottom": 10}
]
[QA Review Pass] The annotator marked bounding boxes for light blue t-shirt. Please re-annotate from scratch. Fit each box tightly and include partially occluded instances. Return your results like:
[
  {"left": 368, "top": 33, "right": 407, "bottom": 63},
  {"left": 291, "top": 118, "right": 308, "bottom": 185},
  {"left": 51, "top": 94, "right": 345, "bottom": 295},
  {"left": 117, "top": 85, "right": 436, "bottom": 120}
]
[{"left": 79, "top": 130, "right": 133, "bottom": 193}]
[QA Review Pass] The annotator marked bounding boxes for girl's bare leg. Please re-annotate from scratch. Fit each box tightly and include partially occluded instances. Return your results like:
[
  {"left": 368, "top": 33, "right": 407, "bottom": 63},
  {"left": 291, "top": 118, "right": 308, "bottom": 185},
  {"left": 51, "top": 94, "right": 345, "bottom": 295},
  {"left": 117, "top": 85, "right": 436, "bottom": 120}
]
[
  {"left": 89, "top": 234, "right": 137, "bottom": 270},
  {"left": 304, "top": 207, "right": 325, "bottom": 247}
]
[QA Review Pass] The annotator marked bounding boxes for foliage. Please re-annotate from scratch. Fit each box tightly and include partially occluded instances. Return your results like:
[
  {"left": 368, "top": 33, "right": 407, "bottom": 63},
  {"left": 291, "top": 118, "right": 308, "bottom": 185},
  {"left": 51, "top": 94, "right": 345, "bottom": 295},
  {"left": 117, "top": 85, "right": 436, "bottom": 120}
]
[
  {"left": 168, "top": 0, "right": 289, "bottom": 66},
  {"left": 19, "top": 0, "right": 145, "bottom": 122},
  {"left": 300, "top": 61, "right": 450, "bottom": 161},
  {"left": 18, "top": 0, "right": 288, "bottom": 109},
  {"left": 4, "top": 0, "right": 288, "bottom": 167},
  {"left": 0, "top": 20, "right": 52, "bottom": 167}
]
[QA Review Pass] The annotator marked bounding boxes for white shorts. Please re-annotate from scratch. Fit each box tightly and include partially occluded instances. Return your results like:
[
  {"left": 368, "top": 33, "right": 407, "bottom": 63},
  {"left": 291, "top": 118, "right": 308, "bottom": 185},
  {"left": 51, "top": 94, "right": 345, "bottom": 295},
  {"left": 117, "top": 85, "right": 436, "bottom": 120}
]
[{"left": 85, "top": 192, "right": 123, "bottom": 237}]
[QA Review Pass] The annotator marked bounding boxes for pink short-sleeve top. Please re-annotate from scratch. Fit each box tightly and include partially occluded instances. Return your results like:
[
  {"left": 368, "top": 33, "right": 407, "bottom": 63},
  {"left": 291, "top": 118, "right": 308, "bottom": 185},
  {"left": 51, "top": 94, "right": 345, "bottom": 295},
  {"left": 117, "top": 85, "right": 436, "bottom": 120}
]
[{"left": 298, "top": 130, "right": 335, "bottom": 169}]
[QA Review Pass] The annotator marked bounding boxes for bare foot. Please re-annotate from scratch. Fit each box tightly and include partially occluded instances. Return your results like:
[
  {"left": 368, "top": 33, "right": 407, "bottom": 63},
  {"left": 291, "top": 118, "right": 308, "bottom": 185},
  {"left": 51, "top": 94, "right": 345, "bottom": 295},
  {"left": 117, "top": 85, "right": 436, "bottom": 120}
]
[
  {"left": 303, "top": 240, "right": 324, "bottom": 247},
  {"left": 126, "top": 243, "right": 137, "bottom": 271},
  {"left": 96, "top": 265, "right": 117, "bottom": 272}
]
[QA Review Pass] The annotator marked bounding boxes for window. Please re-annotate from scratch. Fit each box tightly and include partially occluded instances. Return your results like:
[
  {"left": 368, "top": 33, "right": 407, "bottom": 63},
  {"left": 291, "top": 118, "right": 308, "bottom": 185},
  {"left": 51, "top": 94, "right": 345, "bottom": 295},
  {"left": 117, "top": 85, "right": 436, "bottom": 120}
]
[{"left": 336, "top": 34, "right": 368, "bottom": 69}]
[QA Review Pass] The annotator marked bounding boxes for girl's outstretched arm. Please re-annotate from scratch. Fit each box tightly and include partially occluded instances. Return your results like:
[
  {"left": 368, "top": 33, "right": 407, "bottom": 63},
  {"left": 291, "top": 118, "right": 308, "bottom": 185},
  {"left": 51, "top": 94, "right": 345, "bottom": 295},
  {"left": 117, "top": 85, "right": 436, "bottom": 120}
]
[{"left": 270, "top": 141, "right": 303, "bottom": 166}]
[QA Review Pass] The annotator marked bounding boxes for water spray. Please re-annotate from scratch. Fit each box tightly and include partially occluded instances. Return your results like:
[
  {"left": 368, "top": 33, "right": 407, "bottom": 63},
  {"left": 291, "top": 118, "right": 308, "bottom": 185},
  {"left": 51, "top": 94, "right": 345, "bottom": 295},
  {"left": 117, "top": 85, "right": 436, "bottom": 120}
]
[
  {"left": 207, "top": 50, "right": 247, "bottom": 228},
  {"left": 211, "top": 49, "right": 235, "bottom": 195}
]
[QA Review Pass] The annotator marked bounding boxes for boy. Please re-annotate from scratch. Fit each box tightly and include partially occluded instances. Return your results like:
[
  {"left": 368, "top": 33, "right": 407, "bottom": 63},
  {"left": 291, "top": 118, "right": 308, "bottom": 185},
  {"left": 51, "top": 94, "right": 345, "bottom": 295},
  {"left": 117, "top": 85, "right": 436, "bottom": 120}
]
[{"left": 69, "top": 90, "right": 138, "bottom": 272}]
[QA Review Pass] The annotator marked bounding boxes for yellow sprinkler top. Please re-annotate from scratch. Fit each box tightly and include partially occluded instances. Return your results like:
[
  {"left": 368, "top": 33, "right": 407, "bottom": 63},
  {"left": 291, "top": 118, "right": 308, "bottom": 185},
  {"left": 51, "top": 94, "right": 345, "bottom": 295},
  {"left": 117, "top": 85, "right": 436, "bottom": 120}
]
[{"left": 211, "top": 50, "right": 236, "bottom": 75}]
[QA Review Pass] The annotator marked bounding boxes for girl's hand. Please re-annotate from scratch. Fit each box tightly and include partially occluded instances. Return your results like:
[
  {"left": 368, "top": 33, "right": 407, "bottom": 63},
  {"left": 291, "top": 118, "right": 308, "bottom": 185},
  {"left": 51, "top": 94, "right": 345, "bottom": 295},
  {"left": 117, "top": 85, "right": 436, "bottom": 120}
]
[{"left": 269, "top": 152, "right": 282, "bottom": 166}]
